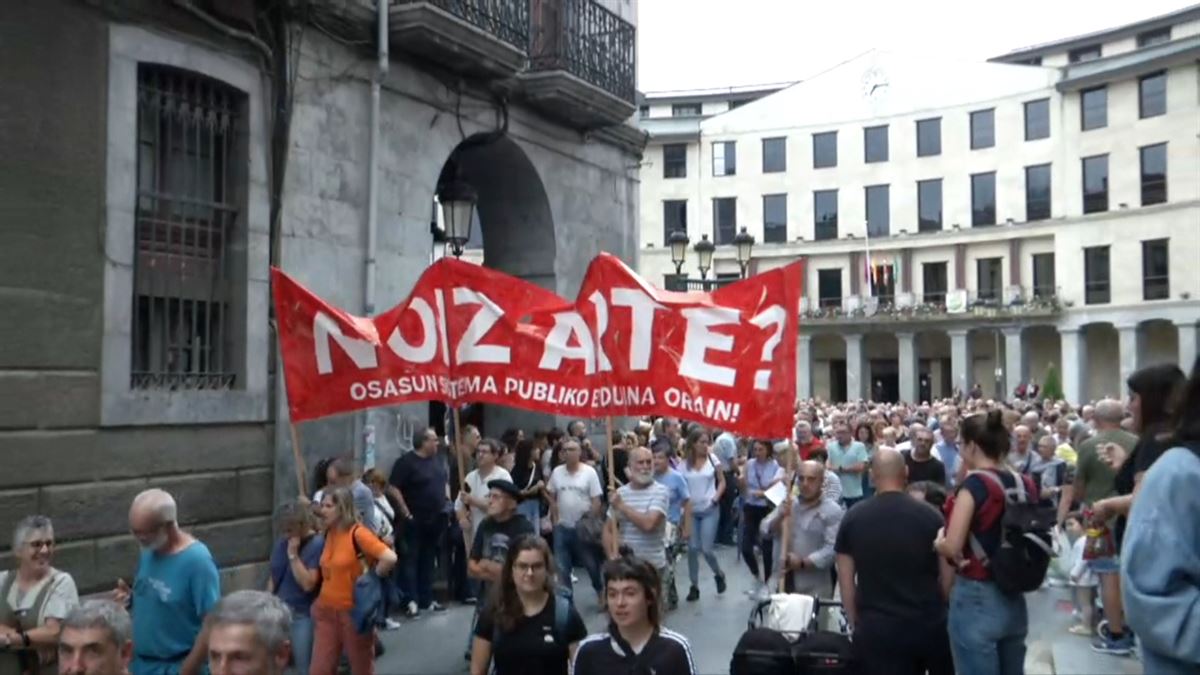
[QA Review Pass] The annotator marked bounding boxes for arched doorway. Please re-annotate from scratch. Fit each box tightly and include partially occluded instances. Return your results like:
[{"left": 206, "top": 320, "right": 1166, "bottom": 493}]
[{"left": 435, "top": 134, "right": 558, "bottom": 436}]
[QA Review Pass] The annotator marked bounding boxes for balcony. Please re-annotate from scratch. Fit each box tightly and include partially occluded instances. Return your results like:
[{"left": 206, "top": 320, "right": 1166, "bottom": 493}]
[
  {"left": 523, "top": 0, "right": 637, "bottom": 128},
  {"left": 662, "top": 275, "right": 739, "bottom": 292},
  {"left": 389, "top": 0, "right": 530, "bottom": 79},
  {"left": 800, "top": 286, "right": 1063, "bottom": 327}
]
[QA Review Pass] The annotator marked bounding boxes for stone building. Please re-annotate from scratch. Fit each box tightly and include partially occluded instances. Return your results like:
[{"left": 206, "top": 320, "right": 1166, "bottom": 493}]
[
  {"left": 0, "top": 0, "right": 642, "bottom": 592},
  {"left": 637, "top": 5, "right": 1200, "bottom": 404}
]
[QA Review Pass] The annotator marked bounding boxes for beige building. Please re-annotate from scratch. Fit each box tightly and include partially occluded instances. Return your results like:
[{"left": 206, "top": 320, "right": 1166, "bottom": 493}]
[{"left": 636, "top": 6, "right": 1200, "bottom": 405}]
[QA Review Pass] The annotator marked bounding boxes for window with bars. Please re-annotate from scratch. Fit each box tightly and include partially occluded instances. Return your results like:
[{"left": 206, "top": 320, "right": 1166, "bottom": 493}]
[{"left": 133, "top": 64, "right": 242, "bottom": 391}]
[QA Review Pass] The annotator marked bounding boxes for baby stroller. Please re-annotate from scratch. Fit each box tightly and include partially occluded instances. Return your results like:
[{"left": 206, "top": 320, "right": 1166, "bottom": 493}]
[{"left": 731, "top": 594, "right": 856, "bottom": 675}]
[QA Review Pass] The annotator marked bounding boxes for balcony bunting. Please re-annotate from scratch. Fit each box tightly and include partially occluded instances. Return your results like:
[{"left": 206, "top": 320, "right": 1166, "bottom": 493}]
[{"left": 273, "top": 253, "right": 802, "bottom": 438}]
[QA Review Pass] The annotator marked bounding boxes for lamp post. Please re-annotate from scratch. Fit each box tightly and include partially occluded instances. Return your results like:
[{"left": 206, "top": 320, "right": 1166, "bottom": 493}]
[
  {"left": 694, "top": 234, "right": 715, "bottom": 283},
  {"left": 668, "top": 229, "right": 689, "bottom": 275},
  {"left": 437, "top": 179, "right": 477, "bottom": 258},
  {"left": 733, "top": 226, "right": 756, "bottom": 278}
]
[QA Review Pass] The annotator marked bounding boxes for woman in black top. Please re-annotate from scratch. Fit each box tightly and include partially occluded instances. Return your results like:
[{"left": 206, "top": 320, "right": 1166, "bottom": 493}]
[
  {"left": 572, "top": 552, "right": 697, "bottom": 675},
  {"left": 512, "top": 440, "right": 546, "bottom": 535},
  {"left": 471, "top": 535, "right": 586, "bottom": 675}
]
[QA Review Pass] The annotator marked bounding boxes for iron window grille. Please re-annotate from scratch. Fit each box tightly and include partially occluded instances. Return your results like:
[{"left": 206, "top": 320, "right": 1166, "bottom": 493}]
[{"left": 132, "top": 65, "right": 242, "bottom": 391}]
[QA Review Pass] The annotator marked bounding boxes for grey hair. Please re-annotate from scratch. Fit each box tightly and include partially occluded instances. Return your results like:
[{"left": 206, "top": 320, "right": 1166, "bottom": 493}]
[
  {"left": 209, "top": 590, "right": 292, "bottom": 651},
  {"left": 131, "top": 489, "right": 178, "bottom": 523},
  {"left": 62, "top": 600, "right": 132, "bottom": 648},
  {"left": 12, "top": 515, "right": 53, "bottom": 552},
  {"left": 1094, "top": 399, "right": 1124, "bottom": 425}
]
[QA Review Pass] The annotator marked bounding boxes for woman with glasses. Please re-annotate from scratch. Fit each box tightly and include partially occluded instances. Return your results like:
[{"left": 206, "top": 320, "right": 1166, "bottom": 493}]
[
  {"left": 0, "top": 515, "right": 80, "bottom": 675},
  {"left": 470, "top": 536, "right": 586, "bottom": 675}
]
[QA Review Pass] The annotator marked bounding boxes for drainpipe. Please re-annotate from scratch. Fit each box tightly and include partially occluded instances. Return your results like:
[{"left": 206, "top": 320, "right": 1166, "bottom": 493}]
[
  {"left": 365, "top": 0, "right": 389, "bottom": 316},
  {"left": 362, "top": 1, "right": 388, "bottom": 469}
]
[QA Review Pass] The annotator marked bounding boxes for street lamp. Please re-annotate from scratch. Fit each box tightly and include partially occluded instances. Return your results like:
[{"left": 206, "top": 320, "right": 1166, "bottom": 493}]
[
  {"left": 733, "top": 226, "right": 756, "bottom": 278},
  {"left": 437, "top": 179, "right": 477, "bottom": 258},
  {"left": 668, "top": 230, "right": 689, "bottom": 275},
  {"left": 694, "top": 234, "right": 715, "bottom": 281}
]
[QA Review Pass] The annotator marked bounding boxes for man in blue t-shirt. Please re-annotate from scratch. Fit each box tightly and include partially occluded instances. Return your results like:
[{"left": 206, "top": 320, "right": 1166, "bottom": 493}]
[
  {"left": 113, "top": 489, "right": 220, "bottom": 675},
  {"left": 652, "top": 445, "right": 691, "bottom": 610},
  {"left": 825, "top": 423, "right": 869, "bottom": 508}
]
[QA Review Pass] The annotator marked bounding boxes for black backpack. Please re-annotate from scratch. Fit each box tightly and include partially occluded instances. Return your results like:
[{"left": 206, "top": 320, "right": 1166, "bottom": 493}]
[
  {"left": 969, "top": 469, "right": 1055, "bottom": 594},
  {"left": 730, "top": 627, "right": 795, "bottom": 675}
]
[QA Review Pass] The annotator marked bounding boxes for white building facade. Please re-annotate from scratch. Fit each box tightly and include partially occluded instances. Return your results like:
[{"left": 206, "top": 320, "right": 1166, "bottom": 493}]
[{"left": 637, "top": 6, "right": 1200, "bottom": 405}]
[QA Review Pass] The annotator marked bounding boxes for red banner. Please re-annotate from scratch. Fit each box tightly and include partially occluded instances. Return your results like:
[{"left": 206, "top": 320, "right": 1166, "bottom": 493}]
[{"left": 273, "top": 254, "right": 802, "bottom": 437}]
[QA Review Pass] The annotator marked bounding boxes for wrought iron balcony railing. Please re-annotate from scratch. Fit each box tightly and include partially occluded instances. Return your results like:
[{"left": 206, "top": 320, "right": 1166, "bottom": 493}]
[
  {"left": 801, "top": 286, "right": 1064, "bottom": 322},
  {"left": 392, "top": 0, "right": 530, "bottom": 51},
  {"left": 663, "top": 275, "right": 739, "bottom": 292},
  {"left": 529, "top": 0, "right": 636, "bottom": 103}
]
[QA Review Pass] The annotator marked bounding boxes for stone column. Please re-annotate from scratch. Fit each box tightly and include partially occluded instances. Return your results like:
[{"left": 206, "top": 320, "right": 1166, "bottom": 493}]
[
  {"left": 1175, "top": 320, "right": 1198, "bottom": 373},
  {"left": 1117, "top": 323, "right": 1141, "bottom": 398},
  {"left": 845, "top": 333, "right": 865, "bottom": 401},
  {"left": 949, "top": 329, "right": 972, "bottom": 395},
  {"left": 1060, "top": 327, "right": 1086, "bottom": 405},
  {"left": 1003, "top": 327, "right": 1025, "bottom": 397},
  {"left": 897, "top": 332, "right": 918, "bottom": 404},
  {"left": 797, "top": 334, "right": 813, "bottom": 400}
]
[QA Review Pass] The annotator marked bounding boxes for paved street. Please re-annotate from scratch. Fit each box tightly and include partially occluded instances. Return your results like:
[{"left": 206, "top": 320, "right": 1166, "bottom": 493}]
[{"left": 377, "top": 547, "right": 1142, "bottom": 674}]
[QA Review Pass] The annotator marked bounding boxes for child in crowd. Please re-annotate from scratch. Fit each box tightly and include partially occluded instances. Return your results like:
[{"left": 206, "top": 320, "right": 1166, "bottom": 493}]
[{"left": 1064, "top": 514, "right": 1098, "bottom": 636}]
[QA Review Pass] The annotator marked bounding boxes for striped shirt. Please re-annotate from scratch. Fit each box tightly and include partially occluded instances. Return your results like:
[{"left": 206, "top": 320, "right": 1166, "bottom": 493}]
[
  {"left": 608, "top": 482, "right": 669, "bottom": 568},
  {"left": 572, "top": 627, "right": 697, "bottom": 675}
]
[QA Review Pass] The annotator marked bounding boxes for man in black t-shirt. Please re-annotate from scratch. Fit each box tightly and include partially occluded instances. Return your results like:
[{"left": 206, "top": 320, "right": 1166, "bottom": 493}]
[
  {"left": 836, "top": 448, "right": 954, "bottom": 675},
  {"left": 465, "top": 480, "right": 534, "bottom": 660},
  {"left": 904, "top": 426, "right": 947, "bottom": 486}
]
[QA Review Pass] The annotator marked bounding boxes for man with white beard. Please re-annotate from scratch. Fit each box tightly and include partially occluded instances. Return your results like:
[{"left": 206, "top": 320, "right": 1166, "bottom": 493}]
[{"left": 603, "top": 447, "right": 670, "bottom": 598}]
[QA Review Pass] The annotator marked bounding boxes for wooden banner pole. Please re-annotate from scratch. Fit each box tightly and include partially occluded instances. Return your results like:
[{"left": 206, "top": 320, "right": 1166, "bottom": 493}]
[
  {"left": 453, "top": 405, "right": 472, "bottom": 552},
  {"left": 605, "top": 416, "right": 617, "bottom": 489},
  {"left": 777, "top": 439, "right": 798, "bottom": 593},
  {"left": 289, "top": 423, "right": 308, "bottom": 499}
]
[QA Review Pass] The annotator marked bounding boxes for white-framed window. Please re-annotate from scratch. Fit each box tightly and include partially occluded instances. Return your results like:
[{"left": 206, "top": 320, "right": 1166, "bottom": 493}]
[{"left": 102, "top": 24, "right": 270, "bottom": 426}]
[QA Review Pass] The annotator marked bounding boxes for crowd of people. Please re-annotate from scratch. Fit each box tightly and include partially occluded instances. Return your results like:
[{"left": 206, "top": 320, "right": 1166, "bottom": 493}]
[{"left": 3, "top": 358, "right": 1199, "bottom": 675}]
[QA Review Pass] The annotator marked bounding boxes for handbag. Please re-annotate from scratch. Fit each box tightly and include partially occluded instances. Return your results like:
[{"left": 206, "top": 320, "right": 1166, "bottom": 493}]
[{"left": 575, "top": 512, "right": 605, "bottom": 547}]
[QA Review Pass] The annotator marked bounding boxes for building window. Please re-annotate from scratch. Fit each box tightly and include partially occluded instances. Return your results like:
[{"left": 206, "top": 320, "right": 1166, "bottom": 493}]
[
  {"left": 916, "top": 118, "right": 941, "bottom": 157},
  {"left": 1025, "top": 164, "right": 1051, "bottom": 221},
  {"left": 813, "top": 190, "right": 838, "bottom": 241},
  {"left": 971, "top": 172, "right": 996, "bottom": 227},
  {"left": 1032, "top": 253, "right": 1056, "bottom": 298},
  {"left": 865, "top": 184, "right": 889, "bottom": 237},
  {"left": 1069, "top": 44, "right": 1102, "bottom": 63},
  {"left": 977, "top": 258, "right": 1003, "bottom": 302},
  {"left": 672, "top": 102, "right": 701, "bottom": 117},
  {"left": 870, "top": 264, "right": 896, "bottom": 305},
  {"left": 729, "top": 98, "right": 751, "bottom": 110},
  {"left": 1140, "top": 143, "right": 1167, "bottom": 206},
  {"left": 638, "top": 105, "right": 649, "bottom": 118},
  {"left": 1024, "top": 98, "right": 1050, "bottom": 141},
  {"left": 1081, "top": 86, "right": 1107, "bottom": 130},
  {"left": 922, "top": 262, "right": 948, "bottom": 305},
  {"left": 1139, "top": 71, "right": 1167, "bottom": 118},
  {"left": 864, "top": 125, "right": 888, "bottom": 163},
  {"left": 133, "top": 64, "right": 243, "bottom": 390},
  {"left": 1142, "top": 238, "right": 1169, "bottom": 300},
  {"left": 1084, "top": 246, "right": 1111, "bottom": 304},
  {"left": 917, "top": 179, "right": 942, "bottom": 232},
  {"left": 662, "top": 200, "right": 687, "bottom": 246},
  {"left": 1137, "top": 27, "right": 1171, "bottom": 47},
  {"left": 970, "top": 109, "right": 995, "bottom": 149},
  {"left": 713, "top": 197, "right": 737, "bottom": 244},
  {"left": 662, "top": 143, "right": 687, "bottom": 179},
  {"left": 1017, "top": 56, "right": 1043, "bottom": 66},
  {"left": 763, "top": 194, "right": 787, "bottom": 243},
  {"left": 712, "top": 141, "right": 736, "bottom": 176},
  {"left": 812, "top": 131, "right": 837, "bottom": 168},
  {"left": 1082, "top": 154, "right": 1109, "bottom": 214},
  {"left": 817, "top": 269, "right": 843, "bottom": 308},
  {"left": 762, "top": 137, "right": 787, "bottom": 173}
]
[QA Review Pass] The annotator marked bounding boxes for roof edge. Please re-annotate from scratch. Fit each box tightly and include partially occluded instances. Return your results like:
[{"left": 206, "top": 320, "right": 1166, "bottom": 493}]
[{"left": 990, "top": 3, "right": 1200, "bottom": 62}]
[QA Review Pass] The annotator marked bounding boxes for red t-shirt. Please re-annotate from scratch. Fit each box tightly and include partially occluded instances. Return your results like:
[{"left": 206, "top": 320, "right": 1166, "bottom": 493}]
[
  {"left": 944, "top": 469, "right": 1039, "bottom": 581},
  {"left": 797, "top": 438, "right": 826, "bottom": 461}
]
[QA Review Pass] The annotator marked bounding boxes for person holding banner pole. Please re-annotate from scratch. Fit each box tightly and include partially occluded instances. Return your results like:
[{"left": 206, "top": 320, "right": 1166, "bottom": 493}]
[{"left": 547, "top": 440, "right": 605, "bottom": 606}]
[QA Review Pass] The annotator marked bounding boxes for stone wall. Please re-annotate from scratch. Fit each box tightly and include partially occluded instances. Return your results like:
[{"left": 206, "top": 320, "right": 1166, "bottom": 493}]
[{"left": 0, "top": 0, "right": 275, "bottom": 593}]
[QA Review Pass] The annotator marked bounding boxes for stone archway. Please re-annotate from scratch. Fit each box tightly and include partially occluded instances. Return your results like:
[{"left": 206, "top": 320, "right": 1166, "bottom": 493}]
[{"left": 436, "top": 134, "right": 558, "bottom": 436}]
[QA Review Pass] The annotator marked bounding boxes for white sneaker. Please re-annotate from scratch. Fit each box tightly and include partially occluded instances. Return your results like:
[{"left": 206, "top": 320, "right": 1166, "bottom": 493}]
[
  {"left": 383, "top": 618, "right": 402, "bottom": 631},
  {"left": 404, "top": 601, "right": 418, "bottom": 618}
]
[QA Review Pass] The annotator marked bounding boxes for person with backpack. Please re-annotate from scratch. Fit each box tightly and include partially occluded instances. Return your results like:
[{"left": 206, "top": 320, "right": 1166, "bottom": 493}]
[
  {"left": 310, "top": 487, "right": 397, "bottom": 675},
  {"left": 266, "top": 499, "right": 324, "bottom": 675},
  {"left": 470, "top": 536, "right": 586, "bottom": 675},
  {"left": 935, "top": 410, "right": 1048, "bottom": 675}
]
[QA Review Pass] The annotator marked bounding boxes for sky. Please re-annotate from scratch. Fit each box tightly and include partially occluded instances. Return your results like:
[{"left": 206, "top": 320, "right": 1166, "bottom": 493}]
[{"left": 636, "top": 0, "right": 1197, "bottom": 93}]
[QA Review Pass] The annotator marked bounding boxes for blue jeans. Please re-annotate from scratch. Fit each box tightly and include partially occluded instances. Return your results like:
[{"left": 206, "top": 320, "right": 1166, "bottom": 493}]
[
  {"left": 518, "top": 499, "right": 541, "bottom": 537},
  {"left": 948, "top": 577, "right": 1028, "bottom": 675},
  {"left": 289, "top": 614, "right": 314, "bottom": 675},
  {"left": 687, "top": 506, "right": 723, "bottom": 586},
  {"left": 1141, "top": 648, "right": 1200, "bottom": 675},
  {"left": 402, "top": 514, "right": 444, "bottom": 609},
  {"left": 554, "top": 524, "right": 602, "bottom": 598}
]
